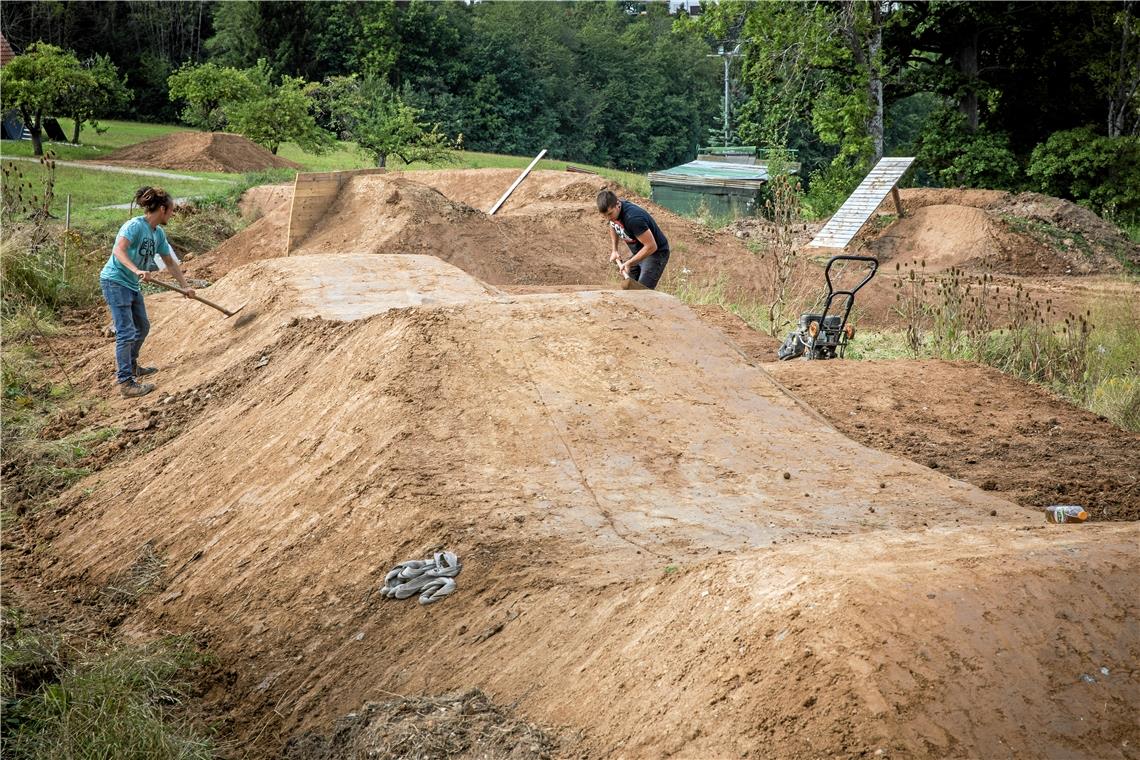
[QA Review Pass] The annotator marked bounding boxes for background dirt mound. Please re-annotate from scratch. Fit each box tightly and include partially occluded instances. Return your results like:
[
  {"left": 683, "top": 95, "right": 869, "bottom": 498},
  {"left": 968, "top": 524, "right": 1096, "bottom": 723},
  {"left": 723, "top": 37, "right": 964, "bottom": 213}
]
[
  {"left": 861, "top": 204, "right": 1079, "bottom": 274},
  {"left": 91, "top": 132, "right": 302, "bottom": 173},
  {"left": 238, "top": 182, "right": 293, "bottom": 219},
  {"left": 766, "top": 359, "right": 1140, "bottom": 520},
  {"left": 995, "top": 191, "right": 1140, "bottom": 271},
  {"left": 886, "top": 187, "right": 1010, "bottom": 213},
  {"left": 403, "top": 168, "right": 606, "bottom": 213},
  {"left": 860, "top": 188, "right": 1137, "bottom": 275},
  {"left": 190, "top": 170, "right": 760, "bottom": 295}
]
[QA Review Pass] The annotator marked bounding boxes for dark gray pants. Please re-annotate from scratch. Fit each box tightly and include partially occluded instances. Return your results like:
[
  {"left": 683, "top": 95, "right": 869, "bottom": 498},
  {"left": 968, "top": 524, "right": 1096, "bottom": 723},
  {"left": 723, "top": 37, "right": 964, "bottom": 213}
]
[{"left": 629, "top": 249, "right": 670, "bottom": 289}]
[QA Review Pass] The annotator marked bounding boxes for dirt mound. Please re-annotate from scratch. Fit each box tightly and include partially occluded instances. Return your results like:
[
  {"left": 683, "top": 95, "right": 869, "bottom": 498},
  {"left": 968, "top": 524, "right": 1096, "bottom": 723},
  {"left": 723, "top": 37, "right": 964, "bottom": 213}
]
[
  {"left": 188, "top": 171, "right": 758, "bottom": 298},
  {"left": 767, "top": 359, "right": 1140, "bottom": 520},
  {"left": 91, "top": 132, "right": 302, "bottom": 173},
  {"left": 995, "top": 191, "right": 1140, "bottom": 271},
  {"left": 887, "top": 187, "right": 1011, "bottom": 212},
  {"left": 858, "top": 188, "right": 1137, "bottom": 276},
  {"left": 38, "top": 255, "right": 1139, "bottom": 759},
  {"left": 238, "top": 182, "right": 293, "bottom": 219},
  {"left": 403, "top": 168, "right": 605, "bottom": 213}
]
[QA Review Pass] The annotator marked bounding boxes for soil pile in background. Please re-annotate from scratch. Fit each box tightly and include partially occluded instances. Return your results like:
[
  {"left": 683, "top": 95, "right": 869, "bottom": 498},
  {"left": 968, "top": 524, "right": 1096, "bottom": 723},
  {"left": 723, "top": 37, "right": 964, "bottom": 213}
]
[
  {"left": 189, "top": 170, "right": 759, "bottom": 295},
  {"left": 766, "top": 359, "right": 1140, "bottom": 520},
  {"left": 91, "top": 132, "right": 302, "bottom": 173},
  {"left": 238, "top": 182, "right": 293, "bottom": 219},
  {"left": 858, "top": 188, "right": 1139, "bottom": 275}
]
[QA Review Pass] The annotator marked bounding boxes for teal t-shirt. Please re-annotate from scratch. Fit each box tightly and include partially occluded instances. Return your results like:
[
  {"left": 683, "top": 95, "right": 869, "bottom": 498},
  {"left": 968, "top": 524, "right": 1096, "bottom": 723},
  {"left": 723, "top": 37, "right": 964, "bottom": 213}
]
[{"left": 99, "top": 216, "right": 172, "bottom": 292}]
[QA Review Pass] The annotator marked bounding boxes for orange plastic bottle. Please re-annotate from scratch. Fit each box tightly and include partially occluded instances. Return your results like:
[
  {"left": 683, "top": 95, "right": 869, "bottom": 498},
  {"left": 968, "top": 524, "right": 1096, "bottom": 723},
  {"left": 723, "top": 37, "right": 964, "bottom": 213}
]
[{"left": 1045, "top": 505, "right": 1088, "bottom": 523}]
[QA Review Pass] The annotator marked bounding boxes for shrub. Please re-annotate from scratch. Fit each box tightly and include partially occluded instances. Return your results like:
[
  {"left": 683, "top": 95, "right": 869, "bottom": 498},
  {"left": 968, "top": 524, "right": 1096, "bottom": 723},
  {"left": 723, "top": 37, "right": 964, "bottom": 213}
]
[
  {"left": 1027, "top": 127, "right": 1140, "bottom": 216},
  {"left": 916, "top": 108, "right": 1021, "bottom": 189}
]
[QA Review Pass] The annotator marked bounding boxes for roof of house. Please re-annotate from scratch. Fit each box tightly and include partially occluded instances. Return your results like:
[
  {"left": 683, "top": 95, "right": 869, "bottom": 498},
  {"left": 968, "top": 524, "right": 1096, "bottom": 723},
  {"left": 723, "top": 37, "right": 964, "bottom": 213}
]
[{"left": 0, "top": 34, "right": 16, "bottom": 67}]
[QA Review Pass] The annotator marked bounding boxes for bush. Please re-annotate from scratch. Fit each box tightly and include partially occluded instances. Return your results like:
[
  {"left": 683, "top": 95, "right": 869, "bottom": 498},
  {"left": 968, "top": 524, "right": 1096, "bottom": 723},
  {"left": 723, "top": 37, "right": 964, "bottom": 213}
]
[
  {"left": 0, "top": 225, "right": 104, "bottom": 318},
  {"left": 1027, "top": 127, "right": 1140, "bottom": 216},
  {"left": 802, "top": 157, "right": 864, "bottom": 219},
  {"left": 916, "top": 108, "right": 1021, "bottom": 189}
]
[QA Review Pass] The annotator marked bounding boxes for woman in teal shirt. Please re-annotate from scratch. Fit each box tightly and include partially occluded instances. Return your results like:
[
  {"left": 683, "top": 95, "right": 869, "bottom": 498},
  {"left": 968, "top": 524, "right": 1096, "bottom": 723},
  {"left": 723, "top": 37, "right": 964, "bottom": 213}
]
[{"left": 99, "top": 187, "right": 194, "bottom": 398}]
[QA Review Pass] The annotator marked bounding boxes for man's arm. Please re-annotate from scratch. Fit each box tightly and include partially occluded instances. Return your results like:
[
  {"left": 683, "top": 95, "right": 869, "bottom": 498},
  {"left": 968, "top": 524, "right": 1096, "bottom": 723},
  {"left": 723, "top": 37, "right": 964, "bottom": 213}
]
[
  {"left": 112, "top": 236, "right": 151, "bottom": 282},
  {"left": 160, "top": 250, "right": 195, "bottom": 298},
  {"left": 621, "top": 230, "right": 658, "bottom": 269},
  {"left": 608, "top": 225, "right": 622, "bottom": 262}
]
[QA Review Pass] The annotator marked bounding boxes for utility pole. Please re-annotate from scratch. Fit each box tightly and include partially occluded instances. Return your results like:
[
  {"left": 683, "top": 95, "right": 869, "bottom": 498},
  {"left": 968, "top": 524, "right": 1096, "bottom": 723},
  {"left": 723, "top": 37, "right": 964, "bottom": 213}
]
[{"left": 707, "top": 43, "right": 742, "bottom": 147}]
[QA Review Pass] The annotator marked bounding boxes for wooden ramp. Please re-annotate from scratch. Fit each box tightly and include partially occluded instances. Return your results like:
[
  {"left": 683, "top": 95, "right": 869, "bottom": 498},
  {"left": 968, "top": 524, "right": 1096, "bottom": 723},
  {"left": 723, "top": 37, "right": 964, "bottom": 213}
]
[{"left": 807, "top": 157, "right": 914, "bottom": 250}]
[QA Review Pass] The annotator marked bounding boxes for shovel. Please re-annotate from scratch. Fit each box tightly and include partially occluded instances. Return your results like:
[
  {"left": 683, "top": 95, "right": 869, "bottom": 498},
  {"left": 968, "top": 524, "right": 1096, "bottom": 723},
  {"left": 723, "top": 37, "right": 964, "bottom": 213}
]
[
  {"left": 150, "top": 278, "right": 246, "bottom": 319},
  {"left": 616, "top": 260, "right": 648, "bottom": 290}
]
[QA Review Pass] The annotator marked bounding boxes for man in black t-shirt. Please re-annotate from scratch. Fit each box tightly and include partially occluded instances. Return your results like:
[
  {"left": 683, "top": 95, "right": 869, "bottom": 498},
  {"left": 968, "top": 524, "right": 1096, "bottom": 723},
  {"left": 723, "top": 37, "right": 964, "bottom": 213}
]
[{"left": 597, "top": 189, "right": 670, "bottom": 289}]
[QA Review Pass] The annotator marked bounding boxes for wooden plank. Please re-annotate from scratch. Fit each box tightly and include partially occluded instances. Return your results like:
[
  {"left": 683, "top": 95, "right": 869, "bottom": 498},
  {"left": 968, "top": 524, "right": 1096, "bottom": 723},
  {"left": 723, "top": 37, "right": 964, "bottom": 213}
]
[
  {"left": 489, "top": 149, "right": 547, "bottom": 215},
  {"left": 807, "top": 157, "right": 914, "bottom": 249}
]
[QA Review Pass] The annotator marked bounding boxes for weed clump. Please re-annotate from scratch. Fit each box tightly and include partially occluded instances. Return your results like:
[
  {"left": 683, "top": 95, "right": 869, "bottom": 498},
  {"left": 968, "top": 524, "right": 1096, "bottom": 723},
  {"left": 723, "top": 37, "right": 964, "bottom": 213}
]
[{"left": 1, "top": 608, "right": 214, "bottom": 760}]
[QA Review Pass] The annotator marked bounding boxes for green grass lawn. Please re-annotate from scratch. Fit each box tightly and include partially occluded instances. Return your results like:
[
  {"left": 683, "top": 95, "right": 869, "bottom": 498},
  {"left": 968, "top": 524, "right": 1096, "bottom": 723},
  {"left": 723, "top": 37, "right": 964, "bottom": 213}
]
[
  {"left": 1, "top": 158, "right": 237, "bottom": 230},
  {"left": 0, "top": 119, "right": 196, "bottom": 160}
]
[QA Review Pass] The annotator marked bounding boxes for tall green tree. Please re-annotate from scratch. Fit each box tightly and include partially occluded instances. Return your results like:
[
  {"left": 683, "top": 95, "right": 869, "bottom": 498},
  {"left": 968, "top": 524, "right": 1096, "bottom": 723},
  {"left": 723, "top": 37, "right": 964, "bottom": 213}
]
[
  {"left": 227, "top": 67, "right": 334, "bottom": 155},
  {"left": 167, "top": 61, "right": 258, "bottom": 131},
  {"left": 0, "top": 42, "right": 94, "bottom": 155},
  {"left": 318, "top": 75, "right": 452, "bottom": 167},
  {"left": 67, "top": 54, "right": 133, "bottom": 144}
]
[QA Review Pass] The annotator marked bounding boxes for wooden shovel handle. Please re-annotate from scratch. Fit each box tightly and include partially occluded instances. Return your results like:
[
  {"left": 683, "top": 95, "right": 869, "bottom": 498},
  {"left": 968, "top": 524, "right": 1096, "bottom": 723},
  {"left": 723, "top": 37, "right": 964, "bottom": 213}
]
[{"left": 149, "top": 278, "right": 237, "bottom": 317}]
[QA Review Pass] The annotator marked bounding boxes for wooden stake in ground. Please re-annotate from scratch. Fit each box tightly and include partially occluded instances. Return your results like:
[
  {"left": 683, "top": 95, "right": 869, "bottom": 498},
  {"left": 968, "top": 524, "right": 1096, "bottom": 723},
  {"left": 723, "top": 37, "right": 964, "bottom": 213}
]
[{"left": 488, "top": 150, "right": 547, "bottom": 215}]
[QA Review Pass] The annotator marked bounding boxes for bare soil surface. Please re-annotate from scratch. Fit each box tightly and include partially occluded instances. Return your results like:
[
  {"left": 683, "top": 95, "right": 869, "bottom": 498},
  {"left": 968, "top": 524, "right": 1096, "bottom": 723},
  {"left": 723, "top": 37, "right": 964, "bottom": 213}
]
[
  {"left": 11, "top": 169, "right": 1140, "bottom": 760},
  {"left": 89, "top": 132, "right": 301, "bottom": 173},
  {"left": 765, "top": 359, "right": 1140, "bottom": 521},
  {"left": 237, "top": 181, "right": 293, "bottom": 220},
  {"left": 193, "top": 170, "right": 765, "bottom": 304},
  {"left": 19, "top": 253, "right": 1137, "bottom": 760}
]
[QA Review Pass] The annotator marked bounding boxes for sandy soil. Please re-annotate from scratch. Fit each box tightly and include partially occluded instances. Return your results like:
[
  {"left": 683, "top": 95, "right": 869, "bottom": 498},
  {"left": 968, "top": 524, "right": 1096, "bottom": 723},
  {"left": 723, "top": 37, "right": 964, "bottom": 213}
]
[
  {"left": 765, "top": 359, "right": 1140, "bottom": 521},
  {"left": 21, "top": 253, "right": 1136, "bottom": 759},
  {"left": 89, "top": 132, "right": 302, "bottom": 173},
  {"left": 10, "top": 168, "right": 1139, "bottom": 759}
]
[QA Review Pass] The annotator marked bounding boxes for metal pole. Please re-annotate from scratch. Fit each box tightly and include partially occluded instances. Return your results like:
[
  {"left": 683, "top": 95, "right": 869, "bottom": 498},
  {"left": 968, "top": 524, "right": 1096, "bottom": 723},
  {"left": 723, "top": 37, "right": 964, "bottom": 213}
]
[
  {"left": 65, "top": 194, "right": 71, "bottom": 230},
  {"left": 724, "top": 55, "right": 729, "bottom": 146}
]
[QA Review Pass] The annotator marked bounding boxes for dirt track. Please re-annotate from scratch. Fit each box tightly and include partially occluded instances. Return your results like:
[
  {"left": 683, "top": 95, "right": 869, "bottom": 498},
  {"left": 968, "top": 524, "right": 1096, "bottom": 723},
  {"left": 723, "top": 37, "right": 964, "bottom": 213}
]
[{"left": 17, "top": 168, "right": 1140, "bottom": 758}]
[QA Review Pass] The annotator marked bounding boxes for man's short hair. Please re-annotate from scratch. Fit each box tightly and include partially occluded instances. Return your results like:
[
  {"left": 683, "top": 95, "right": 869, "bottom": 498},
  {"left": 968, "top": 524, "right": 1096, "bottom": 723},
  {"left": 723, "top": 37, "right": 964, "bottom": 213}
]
[{"left": 596, "top": 189, "right": 618, "bottom": 213}]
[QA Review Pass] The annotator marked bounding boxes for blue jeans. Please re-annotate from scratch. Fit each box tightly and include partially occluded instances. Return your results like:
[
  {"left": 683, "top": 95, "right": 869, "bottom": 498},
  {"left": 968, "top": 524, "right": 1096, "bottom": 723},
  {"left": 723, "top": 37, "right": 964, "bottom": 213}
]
[
  {"left": 629, "top": 249, "right": 670, "bottom": 289},
  {"left": 101, "top": 279, "right": 150, "bottom": 384}
]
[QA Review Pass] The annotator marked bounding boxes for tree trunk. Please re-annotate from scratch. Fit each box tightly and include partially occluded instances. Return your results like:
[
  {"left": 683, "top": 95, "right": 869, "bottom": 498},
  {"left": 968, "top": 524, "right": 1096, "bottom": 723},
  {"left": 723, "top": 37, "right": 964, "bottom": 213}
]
[
  {"left": 24, "top": 108, "right": 44, "bottom": 157},
  {"left": 958, "top": 34, "right": 979, "bottom": 132},
  {"left": 378, "top": 154, "right": 387, "bottom": 168},
  {"left": 1107, "top": 0, "right": 1137, "bottom": 138},
  {"left": 71, "top": 115, "right": 82, "bottom": 144},
  {"left": 869, "top": 2, "right": 884, "bottom": 162}
]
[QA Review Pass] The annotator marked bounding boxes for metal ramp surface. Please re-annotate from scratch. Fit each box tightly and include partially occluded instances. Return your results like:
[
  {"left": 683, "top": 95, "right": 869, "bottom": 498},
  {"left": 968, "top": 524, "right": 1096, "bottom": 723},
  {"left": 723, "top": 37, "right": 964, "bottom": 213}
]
[{"left": 807, "top": 157, "right": 915, "bottom": 249}]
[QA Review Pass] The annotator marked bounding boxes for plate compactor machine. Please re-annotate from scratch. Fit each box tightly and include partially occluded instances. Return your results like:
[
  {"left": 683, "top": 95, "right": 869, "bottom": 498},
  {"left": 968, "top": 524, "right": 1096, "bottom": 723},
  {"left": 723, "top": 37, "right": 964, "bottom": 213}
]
[{"left": 777, "top": 255, "right": 878, "bottom": 361}]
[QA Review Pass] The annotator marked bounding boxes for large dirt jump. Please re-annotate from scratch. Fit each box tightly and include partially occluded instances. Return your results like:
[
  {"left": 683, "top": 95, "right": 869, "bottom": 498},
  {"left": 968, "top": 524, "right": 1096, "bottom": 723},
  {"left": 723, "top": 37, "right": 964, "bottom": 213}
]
[
  {"left": 45, "top": 241, "right": 1140, "bottom": 757},
  {"left": 189, "top": 169, "right": 766, "bottom": 298}
]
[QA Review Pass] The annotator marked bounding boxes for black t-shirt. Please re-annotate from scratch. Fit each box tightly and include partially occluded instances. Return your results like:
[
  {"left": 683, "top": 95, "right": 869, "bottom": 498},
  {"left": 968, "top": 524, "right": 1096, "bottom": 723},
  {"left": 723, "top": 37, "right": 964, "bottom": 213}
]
[{"left": 610, "top": 200, "right": 669, "bottom": 256}]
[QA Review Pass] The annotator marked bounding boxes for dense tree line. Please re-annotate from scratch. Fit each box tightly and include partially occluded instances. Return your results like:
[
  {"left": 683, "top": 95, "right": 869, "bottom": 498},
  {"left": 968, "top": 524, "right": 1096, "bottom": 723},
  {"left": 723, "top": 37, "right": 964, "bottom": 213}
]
[
  {"left": 3, "top": 0, "right": 1136, "bottom": 212},
  {"left": 696, "top": 0, "right": 1139, "bottom": 214},
  {"left": 2, "top": 0, "right": 721, "bottom": 172}
]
